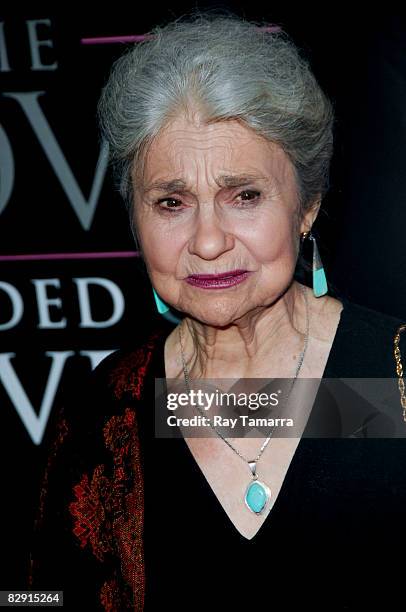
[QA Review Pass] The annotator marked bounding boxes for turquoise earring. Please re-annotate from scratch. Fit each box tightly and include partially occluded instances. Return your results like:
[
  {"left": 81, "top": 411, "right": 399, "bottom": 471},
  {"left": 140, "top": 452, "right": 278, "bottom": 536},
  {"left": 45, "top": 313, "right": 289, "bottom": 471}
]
[
  {"left": 141, "top": 233, "right": 181, "bottom": 323},
  {"left": 152, "top": 287, "right": 181, "bottom": 324},
  {"left": 152, "top": 287, "right": 170, "bottom": 314},
  {"left": 302, "top": 231, "right": 328, "bottom": 297}
]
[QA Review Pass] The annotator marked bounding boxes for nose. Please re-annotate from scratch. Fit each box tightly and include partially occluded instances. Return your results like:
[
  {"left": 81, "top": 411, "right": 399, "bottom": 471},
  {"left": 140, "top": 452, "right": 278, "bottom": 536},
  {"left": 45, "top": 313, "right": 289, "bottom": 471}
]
[{"left": 187, "top": 208, "right": 234, "bottom": 260}]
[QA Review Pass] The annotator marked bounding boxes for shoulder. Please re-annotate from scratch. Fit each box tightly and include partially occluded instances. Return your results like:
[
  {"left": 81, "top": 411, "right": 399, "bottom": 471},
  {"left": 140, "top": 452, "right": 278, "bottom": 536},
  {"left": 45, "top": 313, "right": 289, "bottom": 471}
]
[
  {"left": 47, "top": 320, "right": 174, "bottom": 445},
  {"left": 87, "top": 320, "right": 175, "bottom": 406},
  {"left": 92, "top": 327, "right": 168, "bottom": 399},
  {"left": 340, "top": 297, "right": 406, "bottom": 341},
  {"left": 329, "top": 296, "right": 406, "bottom": 377}
]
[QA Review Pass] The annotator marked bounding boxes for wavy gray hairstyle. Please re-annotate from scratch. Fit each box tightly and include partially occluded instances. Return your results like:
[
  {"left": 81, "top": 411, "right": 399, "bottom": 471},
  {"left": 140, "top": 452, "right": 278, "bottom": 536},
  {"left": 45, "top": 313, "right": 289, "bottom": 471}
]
[{"left": 97, "top": 11, "right": 335, "bottom": 246}]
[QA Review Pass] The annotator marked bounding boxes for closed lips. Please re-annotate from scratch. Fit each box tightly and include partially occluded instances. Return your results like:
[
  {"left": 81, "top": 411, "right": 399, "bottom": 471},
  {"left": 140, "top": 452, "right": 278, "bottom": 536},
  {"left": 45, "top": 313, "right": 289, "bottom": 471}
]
[
  {"left": 185, "top": 270, "right": 251, "bottom": 289},
  {"left": 187, "top": 270, "right": 248, "bottom": 279}
]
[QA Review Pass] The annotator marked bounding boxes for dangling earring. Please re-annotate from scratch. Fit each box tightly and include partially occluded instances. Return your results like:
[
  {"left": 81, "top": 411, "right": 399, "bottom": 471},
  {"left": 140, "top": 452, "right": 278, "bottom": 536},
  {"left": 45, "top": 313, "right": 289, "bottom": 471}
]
[
  {"left": 152, "top": 287, "right": 181, "bottom": 324},
  {"left": 301, "top": 231, "right": 328, "bottom": 297},
  {"left": 152, "top": 287, "right": 169, "bottom": 314}
]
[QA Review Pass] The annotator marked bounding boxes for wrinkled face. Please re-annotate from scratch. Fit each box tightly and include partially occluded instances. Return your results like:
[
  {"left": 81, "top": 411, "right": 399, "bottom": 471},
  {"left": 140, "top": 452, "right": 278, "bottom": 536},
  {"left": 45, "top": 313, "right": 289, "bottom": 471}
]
[{"left": 133, "top": 115, "right": 309, "bottom": 326}]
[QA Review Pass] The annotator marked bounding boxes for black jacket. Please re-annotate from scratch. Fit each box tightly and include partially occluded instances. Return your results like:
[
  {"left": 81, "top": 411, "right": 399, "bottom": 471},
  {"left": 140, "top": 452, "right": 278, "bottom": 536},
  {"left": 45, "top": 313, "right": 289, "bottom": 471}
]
[{"left": 28, "top": 296, "right": 406, "bottom": 611}]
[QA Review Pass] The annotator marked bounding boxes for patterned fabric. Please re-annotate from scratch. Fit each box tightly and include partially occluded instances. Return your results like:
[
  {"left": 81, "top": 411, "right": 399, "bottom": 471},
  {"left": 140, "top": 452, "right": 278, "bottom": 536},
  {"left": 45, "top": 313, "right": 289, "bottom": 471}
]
[{"left": 28, "top": 330, "right": 164, "bottom": 611}]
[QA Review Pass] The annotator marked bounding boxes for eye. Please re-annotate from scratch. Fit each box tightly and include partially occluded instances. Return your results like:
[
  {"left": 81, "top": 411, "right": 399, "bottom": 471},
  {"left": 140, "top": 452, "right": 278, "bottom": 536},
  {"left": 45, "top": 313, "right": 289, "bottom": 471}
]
[
  {"left": 155, "top": 197, "right": 183, "bottom": 212},
  {"left": 154, "top": 190, "right": 261, "bottom": 212},
  {"left": 234, "top": 190, "right": 261, "bottom": 205}
]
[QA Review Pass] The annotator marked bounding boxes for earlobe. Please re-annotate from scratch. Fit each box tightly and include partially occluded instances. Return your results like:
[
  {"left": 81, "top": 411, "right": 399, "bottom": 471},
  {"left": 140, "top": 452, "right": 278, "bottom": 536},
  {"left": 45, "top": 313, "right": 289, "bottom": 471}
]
[{"left": 300, "top": 199, "right": 321, "bottom": 235}]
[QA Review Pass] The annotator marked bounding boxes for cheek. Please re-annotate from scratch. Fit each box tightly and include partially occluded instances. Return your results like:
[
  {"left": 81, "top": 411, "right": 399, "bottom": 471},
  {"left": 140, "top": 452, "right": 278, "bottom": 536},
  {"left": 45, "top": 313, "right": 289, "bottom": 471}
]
[
  {"left": 246, "top": 214, "right": 296, "bottom": 263},
  {"left": 135, "top": 204, "right": 185, "bottom": 275},
  {"left": 140, "top": 225, "right": 183, "bottom": 274}
]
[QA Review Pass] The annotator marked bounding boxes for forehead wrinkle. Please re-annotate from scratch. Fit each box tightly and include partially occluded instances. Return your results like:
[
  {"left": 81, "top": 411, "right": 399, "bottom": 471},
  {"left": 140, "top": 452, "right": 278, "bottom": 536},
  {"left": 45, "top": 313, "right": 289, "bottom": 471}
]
[
  {"left": 160, "top": 121, "right": 251, "bottom": 141},
  {"left": 166, "top": 135, "right": 248, "bottom": 150},
  {"left": 141, "top": 122, "right": 290, "bottom": 196},
  {"left": 142, "top": 172, "right": 270, "bottom": 194}
]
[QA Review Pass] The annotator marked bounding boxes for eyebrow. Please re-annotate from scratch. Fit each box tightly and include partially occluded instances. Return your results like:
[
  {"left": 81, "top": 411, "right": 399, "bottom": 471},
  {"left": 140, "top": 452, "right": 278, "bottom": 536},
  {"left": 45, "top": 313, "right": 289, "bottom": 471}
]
[{"left": 142, "top": 173, "right": 268, "bottom": 194}]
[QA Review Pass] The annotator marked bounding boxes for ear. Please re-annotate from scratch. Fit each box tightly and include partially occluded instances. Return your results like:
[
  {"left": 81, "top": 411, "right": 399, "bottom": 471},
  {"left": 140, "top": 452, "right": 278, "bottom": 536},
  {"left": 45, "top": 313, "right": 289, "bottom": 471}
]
[{"left": 300, "top": 197, "right": 322, "bottom": 234}]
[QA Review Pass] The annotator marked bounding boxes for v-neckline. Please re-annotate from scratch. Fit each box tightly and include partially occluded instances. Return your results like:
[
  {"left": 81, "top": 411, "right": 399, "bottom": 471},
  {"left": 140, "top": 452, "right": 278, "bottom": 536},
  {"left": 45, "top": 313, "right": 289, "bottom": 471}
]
[{"left": 152, "top": 295, "right": 350, "bottom": 540}]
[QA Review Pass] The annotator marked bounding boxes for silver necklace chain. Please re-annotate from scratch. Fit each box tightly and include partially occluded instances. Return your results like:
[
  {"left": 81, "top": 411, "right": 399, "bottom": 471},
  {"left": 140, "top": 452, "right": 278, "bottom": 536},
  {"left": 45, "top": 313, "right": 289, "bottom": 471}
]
[{"left": 178, "top": 284, "right": 310, "bottom": 468}]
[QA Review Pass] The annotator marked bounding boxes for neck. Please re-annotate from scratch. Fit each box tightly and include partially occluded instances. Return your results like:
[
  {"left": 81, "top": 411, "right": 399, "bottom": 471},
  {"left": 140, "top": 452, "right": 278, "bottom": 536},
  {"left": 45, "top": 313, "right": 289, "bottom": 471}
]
[{"left": 179, "top": 281, "right": 309, "bottom": 379}]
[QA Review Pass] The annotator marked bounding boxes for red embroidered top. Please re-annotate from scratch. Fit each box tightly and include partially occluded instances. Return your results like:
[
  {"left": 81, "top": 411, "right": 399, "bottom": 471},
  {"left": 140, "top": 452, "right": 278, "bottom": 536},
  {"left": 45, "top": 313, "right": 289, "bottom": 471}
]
[{"left": 28, "top": 324, "right": 171, "bottom": 611}]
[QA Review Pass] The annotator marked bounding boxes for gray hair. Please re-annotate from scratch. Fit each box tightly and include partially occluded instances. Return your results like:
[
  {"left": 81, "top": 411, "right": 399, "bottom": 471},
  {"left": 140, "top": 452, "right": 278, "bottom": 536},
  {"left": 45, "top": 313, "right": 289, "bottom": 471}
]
[{"left": 97, "top": 11, "right": 335, "bottom": 245}]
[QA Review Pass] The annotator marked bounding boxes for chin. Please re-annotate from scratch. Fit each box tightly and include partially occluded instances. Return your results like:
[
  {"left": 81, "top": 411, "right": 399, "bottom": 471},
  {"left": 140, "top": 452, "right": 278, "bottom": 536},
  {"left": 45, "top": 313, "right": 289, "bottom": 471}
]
[{"left": 186, "top": 302, "right": 246, "bottom": 328}]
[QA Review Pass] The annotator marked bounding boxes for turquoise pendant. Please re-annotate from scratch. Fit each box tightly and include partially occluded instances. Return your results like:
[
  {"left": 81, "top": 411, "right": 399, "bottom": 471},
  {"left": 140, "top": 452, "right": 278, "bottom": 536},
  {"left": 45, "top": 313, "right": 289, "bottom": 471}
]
[{"left": 244, "top": 461, "right": 271, "bottom": 514}]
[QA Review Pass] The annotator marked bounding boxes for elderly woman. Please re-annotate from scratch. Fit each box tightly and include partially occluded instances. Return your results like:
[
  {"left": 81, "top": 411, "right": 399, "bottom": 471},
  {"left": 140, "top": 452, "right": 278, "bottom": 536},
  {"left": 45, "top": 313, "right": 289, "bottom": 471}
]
[{"left": 29, "top": 12, "right": 406, "bottom": 612}]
